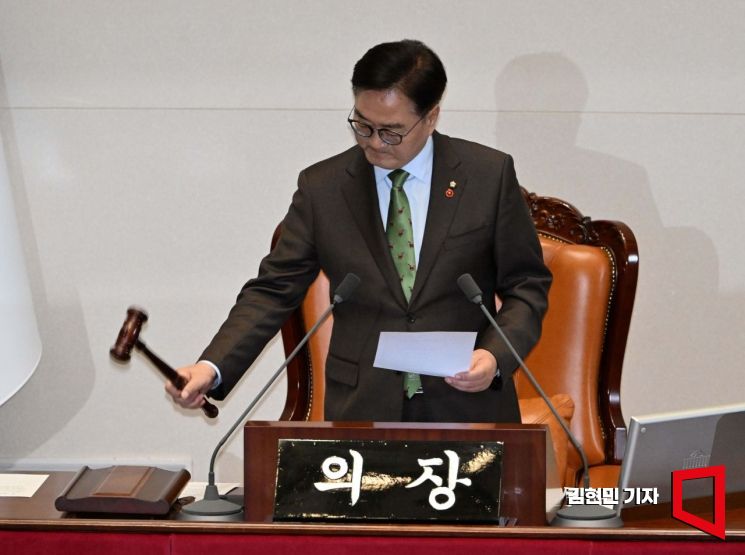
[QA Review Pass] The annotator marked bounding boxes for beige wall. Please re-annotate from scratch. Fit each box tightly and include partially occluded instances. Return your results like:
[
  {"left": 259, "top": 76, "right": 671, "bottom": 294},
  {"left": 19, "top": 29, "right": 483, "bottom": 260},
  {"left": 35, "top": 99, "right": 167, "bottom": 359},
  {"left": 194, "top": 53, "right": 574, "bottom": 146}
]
[{"left": 1, "top": 1, "right": 743, "bottom": 481}]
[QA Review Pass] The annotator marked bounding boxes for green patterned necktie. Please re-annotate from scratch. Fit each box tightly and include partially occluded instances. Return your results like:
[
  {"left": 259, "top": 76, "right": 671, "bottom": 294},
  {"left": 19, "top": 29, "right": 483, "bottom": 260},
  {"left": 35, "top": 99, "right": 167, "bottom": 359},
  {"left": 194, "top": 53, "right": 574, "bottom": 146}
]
[{"left": 386, "top": 169, "right": 422, "bottom": 398}]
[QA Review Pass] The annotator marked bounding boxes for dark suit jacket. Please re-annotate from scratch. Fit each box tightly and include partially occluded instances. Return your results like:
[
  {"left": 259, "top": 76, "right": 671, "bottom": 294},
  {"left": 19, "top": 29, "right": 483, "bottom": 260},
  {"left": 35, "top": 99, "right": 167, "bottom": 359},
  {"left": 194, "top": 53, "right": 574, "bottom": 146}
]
[{"left": 203, "top": 131, "right": 552, "bottom": 423}]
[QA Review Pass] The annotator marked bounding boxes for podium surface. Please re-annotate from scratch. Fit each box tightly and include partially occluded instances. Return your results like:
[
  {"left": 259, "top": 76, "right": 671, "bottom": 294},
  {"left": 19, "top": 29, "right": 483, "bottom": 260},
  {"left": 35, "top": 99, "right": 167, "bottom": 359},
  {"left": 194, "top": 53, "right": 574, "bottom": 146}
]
[
  {"left": 2, "top": 420, "right": 745, "bottom": 554},
  {"left": 2, "top": 471, "right": 745, "bottom": 555}
]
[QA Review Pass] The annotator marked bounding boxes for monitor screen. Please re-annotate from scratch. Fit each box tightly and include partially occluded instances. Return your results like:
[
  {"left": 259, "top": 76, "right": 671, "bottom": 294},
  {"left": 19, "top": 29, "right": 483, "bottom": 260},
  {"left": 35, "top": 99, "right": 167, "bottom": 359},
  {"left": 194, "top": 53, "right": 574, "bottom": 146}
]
[{"left": 617, "top": 402, "right": 745, "bottom": 513}]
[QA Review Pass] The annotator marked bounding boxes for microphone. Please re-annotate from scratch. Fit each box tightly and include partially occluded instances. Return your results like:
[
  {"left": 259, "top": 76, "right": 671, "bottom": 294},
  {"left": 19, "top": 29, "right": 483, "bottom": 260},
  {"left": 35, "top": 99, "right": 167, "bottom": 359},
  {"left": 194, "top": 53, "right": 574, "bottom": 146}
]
[
  {"left": 456, "top": 273, "right": 622, "bottom": 528},
  {"left": 179, "top": 273, "right": 361, "bottom": 521}
]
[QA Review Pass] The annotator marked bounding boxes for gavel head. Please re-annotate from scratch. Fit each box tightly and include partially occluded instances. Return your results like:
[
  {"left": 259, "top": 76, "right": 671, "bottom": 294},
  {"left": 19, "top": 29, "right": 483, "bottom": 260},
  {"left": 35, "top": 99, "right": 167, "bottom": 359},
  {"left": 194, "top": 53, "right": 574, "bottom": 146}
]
[{"left": 110, "top": 306, "right": 149, "bottom": 362}]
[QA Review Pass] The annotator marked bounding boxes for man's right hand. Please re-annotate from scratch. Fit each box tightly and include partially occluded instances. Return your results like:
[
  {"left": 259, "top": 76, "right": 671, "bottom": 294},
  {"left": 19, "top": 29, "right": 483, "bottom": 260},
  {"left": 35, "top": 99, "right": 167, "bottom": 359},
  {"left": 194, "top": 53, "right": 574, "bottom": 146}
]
[{"left": 165, "top": 362, "right": 217, "bottom": 410}]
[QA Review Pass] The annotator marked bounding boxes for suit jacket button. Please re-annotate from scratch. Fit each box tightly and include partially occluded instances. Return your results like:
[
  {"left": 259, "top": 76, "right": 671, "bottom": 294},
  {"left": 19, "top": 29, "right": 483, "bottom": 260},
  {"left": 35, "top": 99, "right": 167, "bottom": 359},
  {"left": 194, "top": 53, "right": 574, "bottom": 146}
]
[{"left": 407, "top": 313, "right": 416, "bottom": 323}]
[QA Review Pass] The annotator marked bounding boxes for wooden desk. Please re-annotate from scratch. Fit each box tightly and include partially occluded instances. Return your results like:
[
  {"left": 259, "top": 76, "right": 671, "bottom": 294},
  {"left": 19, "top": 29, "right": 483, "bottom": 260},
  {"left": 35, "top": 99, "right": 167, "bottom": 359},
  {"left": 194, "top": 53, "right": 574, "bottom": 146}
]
[{"left": 1, "top": 471, "right": 744, "bottom": 554}]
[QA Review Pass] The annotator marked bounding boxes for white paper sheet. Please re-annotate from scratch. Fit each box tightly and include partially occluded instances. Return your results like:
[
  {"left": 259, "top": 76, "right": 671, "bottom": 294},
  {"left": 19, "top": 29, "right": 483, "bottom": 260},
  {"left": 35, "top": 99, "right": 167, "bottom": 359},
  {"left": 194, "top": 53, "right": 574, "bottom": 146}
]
[
  {"left": 373, "top": 331, "right": 477, "bottom": 377},
  {"left": 0, "top": 473, "right": 48, "bottom": 497},
  {"left": 180, "top": 481, "right": 241, "bottom": 499}
]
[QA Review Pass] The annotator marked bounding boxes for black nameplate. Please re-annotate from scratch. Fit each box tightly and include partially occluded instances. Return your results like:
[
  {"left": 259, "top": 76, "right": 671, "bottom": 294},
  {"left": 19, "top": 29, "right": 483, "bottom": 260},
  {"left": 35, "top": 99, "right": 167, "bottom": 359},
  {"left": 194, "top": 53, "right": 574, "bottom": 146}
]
[{"left": 273, "top": 439, "right": 503, "bottom": 522}]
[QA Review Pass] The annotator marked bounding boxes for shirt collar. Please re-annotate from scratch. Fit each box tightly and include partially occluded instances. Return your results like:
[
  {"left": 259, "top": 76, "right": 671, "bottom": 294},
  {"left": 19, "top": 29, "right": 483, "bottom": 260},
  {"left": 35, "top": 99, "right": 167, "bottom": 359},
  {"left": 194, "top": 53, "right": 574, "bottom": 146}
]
[{"left": 373, "top": 135, "right": 434, "bottom": 186}]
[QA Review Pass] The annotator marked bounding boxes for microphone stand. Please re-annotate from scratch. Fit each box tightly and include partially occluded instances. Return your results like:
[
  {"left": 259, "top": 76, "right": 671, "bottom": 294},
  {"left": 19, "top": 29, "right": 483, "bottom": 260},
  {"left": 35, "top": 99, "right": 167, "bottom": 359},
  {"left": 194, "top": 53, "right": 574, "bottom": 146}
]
[
  {"left": 457, "top": 273, "right": 622, "bottom": 528},
  {"left": 179, "top": 274, "right": 360, "bottom": 521}
]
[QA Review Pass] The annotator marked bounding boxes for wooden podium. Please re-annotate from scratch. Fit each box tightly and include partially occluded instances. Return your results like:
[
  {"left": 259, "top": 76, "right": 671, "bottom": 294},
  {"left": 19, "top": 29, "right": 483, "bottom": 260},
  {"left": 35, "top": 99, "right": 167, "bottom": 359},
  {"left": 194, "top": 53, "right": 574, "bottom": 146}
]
[{"left": 243, "top": 421, "right": 559, "bottom": 525}]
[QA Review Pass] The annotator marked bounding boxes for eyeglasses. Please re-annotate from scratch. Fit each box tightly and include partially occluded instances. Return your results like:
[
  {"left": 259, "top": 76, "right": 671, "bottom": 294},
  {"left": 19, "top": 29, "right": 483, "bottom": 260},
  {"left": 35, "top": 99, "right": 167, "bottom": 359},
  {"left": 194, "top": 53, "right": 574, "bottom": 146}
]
[{"left": 347, "top": 107, "right": 425, "bottom": 146}]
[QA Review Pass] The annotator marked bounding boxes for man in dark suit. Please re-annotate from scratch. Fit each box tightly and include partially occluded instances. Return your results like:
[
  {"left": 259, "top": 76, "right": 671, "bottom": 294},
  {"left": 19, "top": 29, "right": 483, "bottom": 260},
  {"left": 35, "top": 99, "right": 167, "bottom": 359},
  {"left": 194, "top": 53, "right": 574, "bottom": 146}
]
[{"left": 167, "top": 40, "right": 551, "bottom": 423}]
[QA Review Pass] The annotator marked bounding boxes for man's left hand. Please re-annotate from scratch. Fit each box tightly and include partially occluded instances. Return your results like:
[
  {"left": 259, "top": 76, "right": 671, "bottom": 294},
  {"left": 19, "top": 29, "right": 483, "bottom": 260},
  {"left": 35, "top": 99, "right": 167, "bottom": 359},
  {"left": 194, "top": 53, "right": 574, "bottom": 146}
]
[{"left": 444, "top": 348, "right": 498, "bottom": 392}]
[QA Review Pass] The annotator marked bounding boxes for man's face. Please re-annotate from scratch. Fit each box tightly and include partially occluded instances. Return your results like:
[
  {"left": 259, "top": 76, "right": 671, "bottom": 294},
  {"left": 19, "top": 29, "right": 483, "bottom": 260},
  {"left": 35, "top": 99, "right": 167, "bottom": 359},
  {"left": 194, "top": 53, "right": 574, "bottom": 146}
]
[{"left": 352, "top": 88, "right": 439, "bottom": 170}]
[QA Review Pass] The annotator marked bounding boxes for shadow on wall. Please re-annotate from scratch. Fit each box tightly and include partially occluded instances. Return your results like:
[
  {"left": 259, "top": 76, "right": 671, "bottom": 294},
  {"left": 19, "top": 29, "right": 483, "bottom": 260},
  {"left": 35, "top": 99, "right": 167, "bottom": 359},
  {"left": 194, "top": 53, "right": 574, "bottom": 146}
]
[
  {"left": 0, "top": 56, "right": 95, "bottom": 460},
  {"left": 493, "top": 53, "right": 744, "bottom": 413}
]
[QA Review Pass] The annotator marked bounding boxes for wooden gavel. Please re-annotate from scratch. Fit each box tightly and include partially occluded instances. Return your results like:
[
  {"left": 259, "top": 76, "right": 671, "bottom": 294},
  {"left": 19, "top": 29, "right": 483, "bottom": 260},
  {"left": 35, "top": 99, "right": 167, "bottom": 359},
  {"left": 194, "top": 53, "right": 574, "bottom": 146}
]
[{"left": 110, "top": 306, "right": 219, "bottom": 418}]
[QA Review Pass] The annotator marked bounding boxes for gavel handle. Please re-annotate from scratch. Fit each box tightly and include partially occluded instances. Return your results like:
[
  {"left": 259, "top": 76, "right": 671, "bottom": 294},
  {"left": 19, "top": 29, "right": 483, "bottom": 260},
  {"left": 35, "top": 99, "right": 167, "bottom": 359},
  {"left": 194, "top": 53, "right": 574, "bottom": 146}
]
[{"left": 134, "top": 339, "right": 219, "bottom": 419}]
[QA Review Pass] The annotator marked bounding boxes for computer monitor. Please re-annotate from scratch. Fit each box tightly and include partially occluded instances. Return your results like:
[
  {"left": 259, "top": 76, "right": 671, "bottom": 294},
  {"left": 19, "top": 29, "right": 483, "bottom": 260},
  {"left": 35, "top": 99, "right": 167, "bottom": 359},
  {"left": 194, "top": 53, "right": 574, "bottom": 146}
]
[{"left": 616, "top": 402, "right": 745, "bottom": 514}]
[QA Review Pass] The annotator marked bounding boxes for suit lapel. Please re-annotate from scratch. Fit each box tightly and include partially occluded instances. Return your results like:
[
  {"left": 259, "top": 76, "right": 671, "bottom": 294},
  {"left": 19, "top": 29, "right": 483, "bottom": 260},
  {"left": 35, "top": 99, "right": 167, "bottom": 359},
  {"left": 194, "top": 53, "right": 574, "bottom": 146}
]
[
  {"left": 410, "top": 132, "right": 466, "bottom": 307},
  {"left": 341, "top": 149, "right": 409, "bottom": 309}
]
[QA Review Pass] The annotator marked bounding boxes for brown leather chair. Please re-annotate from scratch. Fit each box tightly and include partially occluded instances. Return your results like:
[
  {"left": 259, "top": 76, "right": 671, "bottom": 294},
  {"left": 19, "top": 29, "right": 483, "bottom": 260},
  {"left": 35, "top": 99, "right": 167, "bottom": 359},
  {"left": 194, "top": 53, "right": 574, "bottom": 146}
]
[{"left": 275, "top": 188, "right": 638, "bottom": 489}]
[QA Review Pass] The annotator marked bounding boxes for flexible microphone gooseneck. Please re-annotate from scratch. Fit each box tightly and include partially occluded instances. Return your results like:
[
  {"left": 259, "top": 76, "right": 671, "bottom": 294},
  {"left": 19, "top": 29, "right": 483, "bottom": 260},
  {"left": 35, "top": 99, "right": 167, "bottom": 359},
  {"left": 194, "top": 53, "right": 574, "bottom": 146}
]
[
  {"left": 456, "top": 273, "right": 622, "bottom": 528},
  {"left": 179, "top": 273, "right": 361, "bottom": 521}
]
